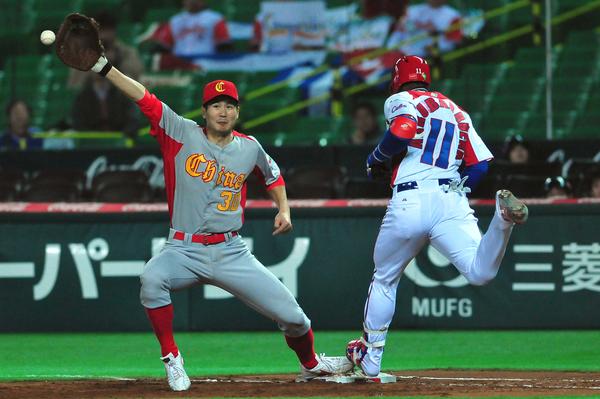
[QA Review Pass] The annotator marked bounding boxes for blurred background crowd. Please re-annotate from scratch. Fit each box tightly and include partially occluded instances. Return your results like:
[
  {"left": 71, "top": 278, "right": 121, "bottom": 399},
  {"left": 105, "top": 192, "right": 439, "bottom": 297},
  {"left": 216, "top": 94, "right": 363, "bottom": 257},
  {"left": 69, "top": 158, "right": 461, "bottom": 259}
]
[{"left": 0, "top": 0, "right": 599, "bottom": 201}]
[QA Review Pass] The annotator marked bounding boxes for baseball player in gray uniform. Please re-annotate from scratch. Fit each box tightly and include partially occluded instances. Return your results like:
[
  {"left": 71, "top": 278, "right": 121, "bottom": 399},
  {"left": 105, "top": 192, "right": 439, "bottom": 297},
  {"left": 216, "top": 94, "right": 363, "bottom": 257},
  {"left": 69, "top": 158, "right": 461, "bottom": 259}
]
[{"left": 80, "top": 55, "right": 352, "bottom": 390}]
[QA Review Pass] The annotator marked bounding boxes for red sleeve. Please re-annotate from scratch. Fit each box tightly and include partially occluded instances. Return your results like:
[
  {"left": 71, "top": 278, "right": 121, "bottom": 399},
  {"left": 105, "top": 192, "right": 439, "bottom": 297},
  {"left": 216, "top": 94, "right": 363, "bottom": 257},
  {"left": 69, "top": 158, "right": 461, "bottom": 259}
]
[
  {"left": 136, "top": 90, "right": 163, "bottom": 137},
  {"left": 252, "top": 166, "right": 285, "bottom": 191},
  {"left": 252, "top": 20, "right": 262, "bottom": 46},
  {"left": 445, "top": 17, "right": 463, "bottom": 42},
  {"left": 151, "top": 22, "right": 175, "bottom": 49},
  {"left": 214, "top": 19, "right": 230, "bottom": 43},
  {"left": 266, "top": 175, "right": 285, "bottom": 191}
]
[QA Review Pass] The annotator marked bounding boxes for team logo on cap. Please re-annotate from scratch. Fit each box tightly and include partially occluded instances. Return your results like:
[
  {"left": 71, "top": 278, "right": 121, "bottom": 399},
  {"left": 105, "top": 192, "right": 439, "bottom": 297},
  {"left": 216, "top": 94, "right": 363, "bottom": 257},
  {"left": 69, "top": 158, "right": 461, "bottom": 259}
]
[{"left": 215, "top": 81, "right": 225, "bottom": 92}]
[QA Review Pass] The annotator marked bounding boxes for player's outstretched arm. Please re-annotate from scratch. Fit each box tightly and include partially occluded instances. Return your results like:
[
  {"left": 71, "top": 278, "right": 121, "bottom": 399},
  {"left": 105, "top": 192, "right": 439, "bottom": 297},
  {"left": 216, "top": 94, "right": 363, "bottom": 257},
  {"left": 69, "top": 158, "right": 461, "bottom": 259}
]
[
  {"left": 267, "top": 186, "right": 293, "bottom": 235},
  {"left": 104, "top": 66, "right": 146, "bottom": 102}
]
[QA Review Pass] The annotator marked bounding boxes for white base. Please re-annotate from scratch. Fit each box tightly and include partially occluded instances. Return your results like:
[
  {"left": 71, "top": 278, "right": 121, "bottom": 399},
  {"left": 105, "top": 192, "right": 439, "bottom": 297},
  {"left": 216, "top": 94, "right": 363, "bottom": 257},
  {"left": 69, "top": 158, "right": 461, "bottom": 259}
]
[{"left": 298, "top": 372, "right": 397, "bottom": 384}]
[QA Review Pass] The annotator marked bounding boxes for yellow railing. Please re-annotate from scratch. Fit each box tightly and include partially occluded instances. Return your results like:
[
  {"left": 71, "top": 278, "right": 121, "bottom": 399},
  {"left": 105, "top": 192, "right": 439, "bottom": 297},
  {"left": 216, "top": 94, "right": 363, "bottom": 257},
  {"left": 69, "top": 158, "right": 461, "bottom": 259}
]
[
  {"left": 34, "top": 0, "right": 600, "bottom": 143},
  {"left": 141, "top": 0, "right": 533, "bottom": 133},
  {"left": 243, "top": 0, "right": 600, "bottom": 129}
]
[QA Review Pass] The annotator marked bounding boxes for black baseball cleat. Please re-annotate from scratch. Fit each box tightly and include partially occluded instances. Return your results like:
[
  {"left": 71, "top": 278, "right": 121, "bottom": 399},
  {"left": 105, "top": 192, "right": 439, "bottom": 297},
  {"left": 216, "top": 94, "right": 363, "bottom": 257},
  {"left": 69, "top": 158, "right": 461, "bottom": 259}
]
[{"left": 496, "top": 190, "right": 528, "bottom": 224}]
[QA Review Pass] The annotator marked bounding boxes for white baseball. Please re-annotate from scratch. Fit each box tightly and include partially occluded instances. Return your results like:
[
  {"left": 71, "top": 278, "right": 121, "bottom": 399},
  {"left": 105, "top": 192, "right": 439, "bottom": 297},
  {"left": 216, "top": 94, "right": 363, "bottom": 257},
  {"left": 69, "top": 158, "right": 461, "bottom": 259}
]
[{"left": 40, "top": 30, "right": 55, "bottom": 46}]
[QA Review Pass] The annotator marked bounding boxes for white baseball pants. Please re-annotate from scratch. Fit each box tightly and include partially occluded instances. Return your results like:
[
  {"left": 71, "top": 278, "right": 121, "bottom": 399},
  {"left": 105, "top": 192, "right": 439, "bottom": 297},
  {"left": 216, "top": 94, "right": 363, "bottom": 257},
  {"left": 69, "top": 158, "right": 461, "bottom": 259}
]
[{"left": 361, "top": 181, "right": 514, "bottom": 376}]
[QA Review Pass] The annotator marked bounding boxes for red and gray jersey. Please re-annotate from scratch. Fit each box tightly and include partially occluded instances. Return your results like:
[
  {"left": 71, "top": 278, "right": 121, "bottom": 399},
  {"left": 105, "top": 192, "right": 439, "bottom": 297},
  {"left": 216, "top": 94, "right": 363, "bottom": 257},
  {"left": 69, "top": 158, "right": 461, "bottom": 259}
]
[
  {"left": 383, "top": 90, "right": 493, "bottom": 185},
  {"left": 136, "top": 90, "right": 284, "bottom": 234}
]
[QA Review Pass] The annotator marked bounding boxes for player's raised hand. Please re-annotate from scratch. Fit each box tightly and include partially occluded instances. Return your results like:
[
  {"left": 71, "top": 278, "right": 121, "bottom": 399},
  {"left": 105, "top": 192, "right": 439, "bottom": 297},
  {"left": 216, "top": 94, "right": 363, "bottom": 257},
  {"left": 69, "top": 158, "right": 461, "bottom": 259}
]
[{"left": 273, "top": 211, "right": 293, "bottom": 235}]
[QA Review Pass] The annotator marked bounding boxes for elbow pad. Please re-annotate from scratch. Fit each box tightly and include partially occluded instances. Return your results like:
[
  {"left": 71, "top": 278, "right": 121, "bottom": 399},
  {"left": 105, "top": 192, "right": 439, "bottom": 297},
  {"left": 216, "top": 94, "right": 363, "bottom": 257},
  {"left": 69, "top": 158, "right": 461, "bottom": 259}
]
[
  {"left": 389, "top": 115, "right": 417, "bottom": 139},
  {"left": 370, "top": 115, "right": 416, "bottom": 163}
]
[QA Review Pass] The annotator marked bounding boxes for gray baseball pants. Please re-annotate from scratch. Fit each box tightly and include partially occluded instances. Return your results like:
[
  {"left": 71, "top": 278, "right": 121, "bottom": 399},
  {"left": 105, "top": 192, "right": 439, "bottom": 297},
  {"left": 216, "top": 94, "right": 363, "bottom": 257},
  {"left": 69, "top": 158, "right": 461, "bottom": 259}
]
[{"left": 140, "top": 229, "right": 310, "bottom": 337}]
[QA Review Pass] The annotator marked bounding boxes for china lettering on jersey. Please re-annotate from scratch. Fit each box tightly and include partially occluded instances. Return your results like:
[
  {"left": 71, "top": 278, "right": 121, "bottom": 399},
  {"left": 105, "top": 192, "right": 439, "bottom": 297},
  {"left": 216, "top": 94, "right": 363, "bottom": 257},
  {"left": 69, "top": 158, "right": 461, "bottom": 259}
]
[
  {"left": 383, "top": 90, "right": 493, "bottom": 185},
  {"left": 184, "top": 153, "right": 247, "bottom": 212},
  {"left": 185, "top": 153, "right": 246, "bottom": 189}
]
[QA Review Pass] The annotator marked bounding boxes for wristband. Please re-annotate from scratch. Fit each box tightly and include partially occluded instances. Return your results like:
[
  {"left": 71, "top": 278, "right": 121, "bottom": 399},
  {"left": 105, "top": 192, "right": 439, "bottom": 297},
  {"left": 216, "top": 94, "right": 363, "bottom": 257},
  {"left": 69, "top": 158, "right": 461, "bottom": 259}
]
[{"left": 91, "top": 56, "right": 112, "bottom": 76}]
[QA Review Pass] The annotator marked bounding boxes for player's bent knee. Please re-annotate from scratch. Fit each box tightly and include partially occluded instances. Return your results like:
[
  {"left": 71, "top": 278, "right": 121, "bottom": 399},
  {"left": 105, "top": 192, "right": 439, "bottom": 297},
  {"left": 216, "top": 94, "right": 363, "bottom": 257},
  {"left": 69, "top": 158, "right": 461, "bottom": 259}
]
[
  {"left": 278, "top": 311, "right": 311, "bottom": 337},
  {"left": 140, "top": 269, "right": 166, "bottom": 290},
  {"left": 466, "top": 271, "right": 497, "bottom": 286},
  {"left": 139, "top": 269, "right": 170, "bottom": 306}
]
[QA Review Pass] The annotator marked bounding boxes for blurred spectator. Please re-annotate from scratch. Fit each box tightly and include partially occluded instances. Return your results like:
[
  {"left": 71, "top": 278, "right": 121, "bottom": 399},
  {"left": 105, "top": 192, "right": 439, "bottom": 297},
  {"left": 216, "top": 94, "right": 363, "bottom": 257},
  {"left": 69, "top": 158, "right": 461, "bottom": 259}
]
[
  {"left": 68, "top": 11, "right": 144, "bottom": 89},
  {"left": 347, "top": 102, "right": 380, "bottom": 145},
  {"left": 146, "top": 0, "right": 232, "bottom": 70},
  {"left": 0, "top": 100, "right": 43, "bottom": 150},
  {"left": 544, "top": 176, "right": 571, "bottom": 199},
  {"left": 251, "top": 0, "right": 326, "bottom": 53},
  {"left": 504, "top": 135, "right": 531, "bottom": 164},
  {"left": 386, "top": 0, "right": 463, "bottom": 57},
  {"left": 588, "top": 174, "right": 600, "bottom": 198},
  {"left": 71, "top": 75, "right": 140, "bottom": 137}
]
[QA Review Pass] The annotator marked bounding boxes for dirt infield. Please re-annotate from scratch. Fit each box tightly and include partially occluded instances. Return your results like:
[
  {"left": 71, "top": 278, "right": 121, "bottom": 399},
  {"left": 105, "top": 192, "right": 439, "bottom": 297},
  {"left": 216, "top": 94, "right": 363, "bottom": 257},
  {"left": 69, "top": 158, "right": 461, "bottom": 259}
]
[{"left": 2, "top": 370, "right": 599, "bottom": 398}]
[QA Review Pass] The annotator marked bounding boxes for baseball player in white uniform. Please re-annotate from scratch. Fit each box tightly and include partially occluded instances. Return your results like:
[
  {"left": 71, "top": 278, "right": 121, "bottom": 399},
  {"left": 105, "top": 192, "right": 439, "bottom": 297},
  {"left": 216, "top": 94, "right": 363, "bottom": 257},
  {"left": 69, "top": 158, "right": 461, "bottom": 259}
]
[
  {"left": 72, "top": 48, "right": 352, "bottom": 391},
  {"left": 346, "top": 56, "right": 529, "bottom": 377}
]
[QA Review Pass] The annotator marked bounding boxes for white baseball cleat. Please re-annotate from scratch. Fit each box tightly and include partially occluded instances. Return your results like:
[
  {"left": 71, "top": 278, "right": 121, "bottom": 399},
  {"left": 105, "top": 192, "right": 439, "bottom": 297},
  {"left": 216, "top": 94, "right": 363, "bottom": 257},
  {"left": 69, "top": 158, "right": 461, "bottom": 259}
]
[
  {"left": 161, "top": 351, "right": 191, "bottom": 391},
  {"left": 300, "top": 353, "right": 354, "bottom": 380},
  {"left": 346, "top": 339, "right": 367, "bottom": 368},
  {"left": 346, "top": 338, "right": 384, "bottom": 377},
  {"left": 496, "top": 190, "right": 528, "bottom": 224}
]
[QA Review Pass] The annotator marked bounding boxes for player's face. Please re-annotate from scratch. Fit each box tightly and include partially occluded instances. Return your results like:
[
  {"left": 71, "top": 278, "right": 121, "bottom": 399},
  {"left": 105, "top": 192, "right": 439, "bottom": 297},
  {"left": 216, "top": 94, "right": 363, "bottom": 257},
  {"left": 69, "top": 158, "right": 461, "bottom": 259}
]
[
  {"left": 203, "top": 100, "right": 239, "bottom": 135},
  {"left": 9, "top": 102, "right": 30, "bottom": 134},
  {"left": 508, "top": 144, "right": 529, "bottom": 164},
  {"left": 354, "top": 107, "right": 377, "bottom": 133}
]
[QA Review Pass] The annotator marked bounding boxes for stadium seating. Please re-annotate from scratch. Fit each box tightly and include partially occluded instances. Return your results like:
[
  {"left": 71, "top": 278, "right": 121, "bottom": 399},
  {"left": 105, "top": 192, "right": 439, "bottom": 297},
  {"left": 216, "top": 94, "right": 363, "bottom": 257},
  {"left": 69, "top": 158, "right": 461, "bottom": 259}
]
[
  {"left": 469, "top": 174, "right": 501, "bottom": 199},
  {"left": 244, "top": 171, "right": 270, "bottom": 200},
  {"left": 0, "top": 0, "right": 597, "bottom": 160},
  {"left": 344, "top": 178, "right": 392, "bottom": 199},
  {"left": 31, "top": 168, "right": 85, "bottom": 186},
  {"left": 142, "top": 7, "right": 178, "bottom": 25},
  {"left": 91, "top": 170, "right": 154, "bottom": 202},
  {"left": 33, "top": 0, "right": 84, "bottom": 34},
  {"left": 152, "top": 85, "right": 196, "bottom": 115},
  {"left": 285, "top": 165, "right": 348, "bottom": 199},
  {"left": 21, "top": 181, "right": 81, "bottom": 202},
  {"left": 503, "top": 174, "right": 548, "bottom": 198},
  {"left": 0, "top": 169, "right": 25, "bottom": 201}
]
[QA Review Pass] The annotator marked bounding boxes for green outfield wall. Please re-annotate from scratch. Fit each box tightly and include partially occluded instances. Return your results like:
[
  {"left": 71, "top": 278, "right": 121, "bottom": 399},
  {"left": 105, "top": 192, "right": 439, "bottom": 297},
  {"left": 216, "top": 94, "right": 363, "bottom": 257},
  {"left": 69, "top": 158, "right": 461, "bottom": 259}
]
[{"left": 0, "top": 204, "right": 599, "bottom": 331}]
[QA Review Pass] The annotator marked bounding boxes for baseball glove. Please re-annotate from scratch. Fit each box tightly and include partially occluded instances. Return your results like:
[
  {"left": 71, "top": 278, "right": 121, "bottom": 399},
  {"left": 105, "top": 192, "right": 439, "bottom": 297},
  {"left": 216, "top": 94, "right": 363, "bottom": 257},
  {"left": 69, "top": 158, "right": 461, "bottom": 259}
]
[{"left": 55, "top": 13, "right": 104, "bottom": 71}]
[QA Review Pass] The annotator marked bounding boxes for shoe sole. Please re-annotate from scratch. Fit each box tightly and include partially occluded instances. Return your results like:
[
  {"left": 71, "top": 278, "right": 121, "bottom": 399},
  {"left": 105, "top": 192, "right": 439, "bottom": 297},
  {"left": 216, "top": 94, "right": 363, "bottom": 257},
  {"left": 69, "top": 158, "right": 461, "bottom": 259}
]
[{"left": 498, "top": 189, "right": 528, "bottom": 224}]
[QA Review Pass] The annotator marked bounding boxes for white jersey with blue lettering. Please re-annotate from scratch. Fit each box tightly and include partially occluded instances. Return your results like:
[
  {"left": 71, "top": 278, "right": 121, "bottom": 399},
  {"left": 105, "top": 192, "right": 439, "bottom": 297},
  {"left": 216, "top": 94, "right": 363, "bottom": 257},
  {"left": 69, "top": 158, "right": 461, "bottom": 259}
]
[
  {"left": 357, "top": 88, "right": 519, "bottom": 378},
  {"left": 383, "top": 89, "right": 493, "bottom": 185}
]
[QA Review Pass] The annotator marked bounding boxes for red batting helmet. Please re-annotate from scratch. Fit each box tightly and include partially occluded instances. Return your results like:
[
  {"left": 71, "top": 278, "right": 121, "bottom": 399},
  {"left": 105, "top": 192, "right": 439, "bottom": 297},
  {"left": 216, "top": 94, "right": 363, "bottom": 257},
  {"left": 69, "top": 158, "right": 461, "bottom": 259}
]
[{"left": 390, "top": 55, "right": 431, "bottom": 94}]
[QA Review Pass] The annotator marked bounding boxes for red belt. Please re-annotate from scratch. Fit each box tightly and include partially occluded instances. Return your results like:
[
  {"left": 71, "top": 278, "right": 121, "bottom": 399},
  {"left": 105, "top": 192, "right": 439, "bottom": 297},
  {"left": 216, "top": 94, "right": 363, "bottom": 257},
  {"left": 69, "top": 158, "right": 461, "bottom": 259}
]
[{"left": 172, "top": 231, "right": 238, "bottom": 245}]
